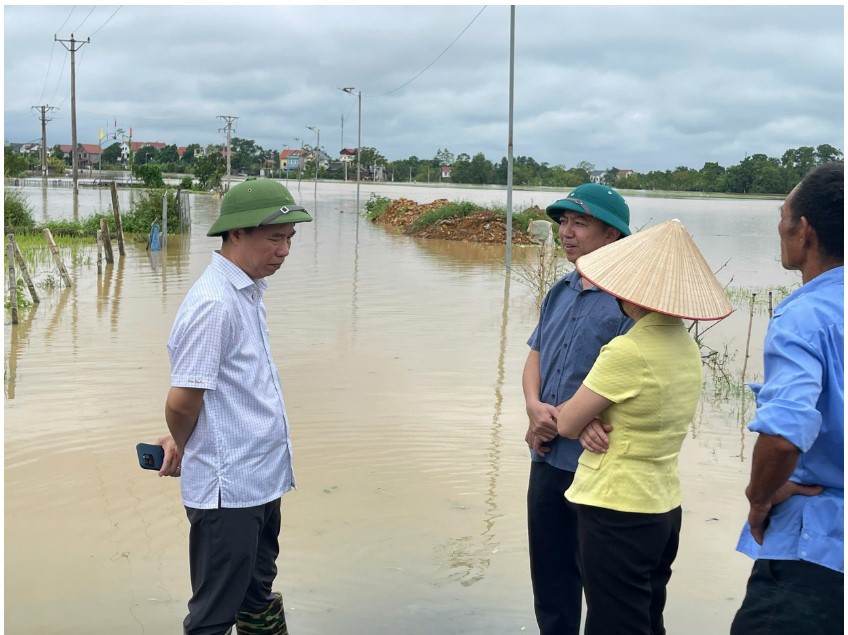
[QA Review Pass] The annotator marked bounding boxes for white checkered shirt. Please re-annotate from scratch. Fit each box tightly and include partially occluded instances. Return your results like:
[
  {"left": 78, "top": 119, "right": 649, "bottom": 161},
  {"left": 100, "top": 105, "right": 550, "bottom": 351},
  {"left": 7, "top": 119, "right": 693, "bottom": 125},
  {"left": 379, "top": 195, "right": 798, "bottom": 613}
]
[{"left": 168, "top": 251, "right": 294, "bottom": 509}]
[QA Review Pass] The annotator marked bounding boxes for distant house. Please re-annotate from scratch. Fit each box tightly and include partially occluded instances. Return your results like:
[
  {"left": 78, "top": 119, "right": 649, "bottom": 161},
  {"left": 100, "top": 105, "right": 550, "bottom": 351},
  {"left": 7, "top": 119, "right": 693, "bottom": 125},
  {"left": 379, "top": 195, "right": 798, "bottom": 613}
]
[
  {"left": 280, "top": 149, "right": 305, "bottom": 171},
  {"left": 589, "top": 168, "right": 636, "bottom": 184},
  {"left": 130, "top": 141, "right": 166, "bottom": 152},
  {"left": 57, "top": 143, "right": 101, "bottom": 169},
  {"left": 177, "top": 146, "right": 187, "bottom": 159},
  {"left": 440, "top": 164, "right": 451, "bottom": 179},
  {"left": 339, "top": 148, "right": 357, "bottom": 163}
]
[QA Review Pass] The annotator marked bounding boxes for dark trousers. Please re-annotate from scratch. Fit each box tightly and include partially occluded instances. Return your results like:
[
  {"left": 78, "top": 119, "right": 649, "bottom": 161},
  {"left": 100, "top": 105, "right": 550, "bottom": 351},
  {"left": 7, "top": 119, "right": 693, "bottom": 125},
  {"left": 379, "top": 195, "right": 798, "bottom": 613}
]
[
  {"left": 576, "top": 503, "right": 682, "bottom": 635},
  {"left": 731, "top": 559, "right": 844, "bottom": 635},
  {"left": 528, "top": 461, "right": 582, "bottom": 635},
  {"left": 183, "top": 498, "right": 282, "bottom": 635}
]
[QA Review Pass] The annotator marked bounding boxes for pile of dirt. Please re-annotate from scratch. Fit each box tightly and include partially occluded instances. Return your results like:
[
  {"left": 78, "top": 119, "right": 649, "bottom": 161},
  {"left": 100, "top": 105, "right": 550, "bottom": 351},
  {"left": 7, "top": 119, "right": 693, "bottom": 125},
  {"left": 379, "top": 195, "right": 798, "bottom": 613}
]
[
  {"left": 373, "top": 198, "right": 452, "bottom": 228},
  {"left": 410, "top": 210, "right": 536, "bottom": 244},
  {"left": 372, "top": 198, "right": 540, "bottom": 244}
]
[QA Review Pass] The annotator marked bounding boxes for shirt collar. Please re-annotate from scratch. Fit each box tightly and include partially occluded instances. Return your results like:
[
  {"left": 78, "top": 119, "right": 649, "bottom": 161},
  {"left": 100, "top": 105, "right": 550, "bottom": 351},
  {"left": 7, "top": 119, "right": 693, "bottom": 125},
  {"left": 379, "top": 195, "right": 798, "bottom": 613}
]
[
  {"left": 566, "top": 269, "right": 600, "bottom": 292},
  {"left": 210, "top": 251, "right": 268, "bottom": 292},
  {"left": 628, "top": 311, "right": 684, "bottom": 332},
  {"left": 776, "top": 266, "right": 843, "bottom": 315}
]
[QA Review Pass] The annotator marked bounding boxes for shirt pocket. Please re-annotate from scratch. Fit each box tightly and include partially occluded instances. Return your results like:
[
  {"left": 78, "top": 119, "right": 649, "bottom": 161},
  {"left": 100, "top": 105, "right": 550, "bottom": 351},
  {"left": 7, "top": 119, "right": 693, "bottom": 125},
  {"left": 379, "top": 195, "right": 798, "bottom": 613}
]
[{"left": 578, "top": 450, "right": 605, "bottom": 470}]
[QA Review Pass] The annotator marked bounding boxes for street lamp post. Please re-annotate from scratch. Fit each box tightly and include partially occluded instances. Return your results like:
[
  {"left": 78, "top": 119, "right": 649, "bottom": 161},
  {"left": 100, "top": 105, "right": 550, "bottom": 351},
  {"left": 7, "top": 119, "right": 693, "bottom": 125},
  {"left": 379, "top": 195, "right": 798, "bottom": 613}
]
[
  {"left": 99, "top": 128, "right": 125, "bottom": 184},
  {"left": 340, "top": 87, "right": 361, "bottom": 215},
  {"left": 294, "top": 137, "right": 303, "bottom": 192},
  {"left": 306, "top": 125, "right": 320, "bottom": 198}
]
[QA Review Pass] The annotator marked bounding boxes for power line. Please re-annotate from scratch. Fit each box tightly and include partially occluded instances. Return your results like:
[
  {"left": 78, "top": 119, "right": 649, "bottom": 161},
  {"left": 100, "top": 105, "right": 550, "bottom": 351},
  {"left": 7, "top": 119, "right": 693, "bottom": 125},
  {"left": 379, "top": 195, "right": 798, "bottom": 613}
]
[
  {"left": 56, "top": 7, "right": 75, "bottom": 33},
  {"left": 88, "top": 6, "right": 121, "bottom": 37},
  {"left": 38, "top": 42, "right": 57, "bottom": 104},
  {"left": 73, "top": 6, "right": 96, "bottom": 34},
  {"left": 382, "top": 6, "right": 487, "bottom": 96}
]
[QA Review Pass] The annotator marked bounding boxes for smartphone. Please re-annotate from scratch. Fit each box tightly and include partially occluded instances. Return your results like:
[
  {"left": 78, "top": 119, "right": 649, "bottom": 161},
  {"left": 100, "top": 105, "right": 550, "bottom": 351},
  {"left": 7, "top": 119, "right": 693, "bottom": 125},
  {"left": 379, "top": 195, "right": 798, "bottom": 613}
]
[{"left": 136, "top": 443, "right": 165, "bottom": 471}]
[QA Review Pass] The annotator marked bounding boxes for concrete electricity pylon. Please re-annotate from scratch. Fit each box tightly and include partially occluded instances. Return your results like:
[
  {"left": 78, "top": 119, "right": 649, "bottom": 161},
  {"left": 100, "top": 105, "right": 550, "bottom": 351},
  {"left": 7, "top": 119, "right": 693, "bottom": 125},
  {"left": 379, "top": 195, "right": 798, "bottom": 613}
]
[
  {"left": 217, "top": 115, "right": 238, "bottom": 192},
  {"left": 55, "top": 33, "right": 90, "bottom": 196},
  {"left": 32, "top": 105, "right": 58, "bottom": 180}
]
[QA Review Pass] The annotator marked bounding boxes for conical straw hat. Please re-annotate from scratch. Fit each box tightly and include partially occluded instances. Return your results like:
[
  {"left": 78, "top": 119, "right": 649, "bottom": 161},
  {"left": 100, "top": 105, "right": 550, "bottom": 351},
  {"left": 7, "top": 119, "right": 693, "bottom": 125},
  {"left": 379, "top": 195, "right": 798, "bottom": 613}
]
[{"left": 575, "top": 219, "right": 733, "bottom": 320}]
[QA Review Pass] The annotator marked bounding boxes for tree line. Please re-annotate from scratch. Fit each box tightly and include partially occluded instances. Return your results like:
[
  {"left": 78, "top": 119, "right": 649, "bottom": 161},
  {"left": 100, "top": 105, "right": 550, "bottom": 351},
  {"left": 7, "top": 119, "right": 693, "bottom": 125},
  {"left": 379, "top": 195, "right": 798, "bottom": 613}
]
[{"left": 7, "top": 139, "right": 842, "bottom": 196}]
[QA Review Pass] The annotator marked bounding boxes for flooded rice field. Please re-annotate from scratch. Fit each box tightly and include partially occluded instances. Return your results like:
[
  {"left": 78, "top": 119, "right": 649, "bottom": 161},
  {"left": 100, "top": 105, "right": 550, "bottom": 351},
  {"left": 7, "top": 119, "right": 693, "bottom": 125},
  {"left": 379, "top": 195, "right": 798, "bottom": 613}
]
[{"left": 5, "top": 181, "right": 799, "bottom": 634}]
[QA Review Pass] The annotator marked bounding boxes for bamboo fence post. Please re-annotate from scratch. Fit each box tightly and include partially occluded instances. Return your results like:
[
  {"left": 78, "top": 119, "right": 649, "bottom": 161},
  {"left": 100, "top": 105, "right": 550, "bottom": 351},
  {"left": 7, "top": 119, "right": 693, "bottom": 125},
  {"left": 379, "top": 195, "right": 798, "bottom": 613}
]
[
  {"left": 8, "top": 233, "right": 39, "bottom": 304},
  {"left": 768, "top": 291, "right": 773, "bottom": 320},
  {"left": 43, "top": 228, "right": 73, "bottom": 287},
  {"left": 162, "top": 192, "right": 168, "bottom": 250},
  {"left": 100, "top": 218, "right": 114, "bottom": 264},
  {"left": 740, "top": 292, "right": 756, "bottom": 386},
  {"left": 6, "top": 238, "right": 18, "bottom": 324},
  {"left": 110, "top": 181, "right": 125, "bottom": 256},
  {"left": 96, "top": 229, "right": 103, "bottom": 276}
]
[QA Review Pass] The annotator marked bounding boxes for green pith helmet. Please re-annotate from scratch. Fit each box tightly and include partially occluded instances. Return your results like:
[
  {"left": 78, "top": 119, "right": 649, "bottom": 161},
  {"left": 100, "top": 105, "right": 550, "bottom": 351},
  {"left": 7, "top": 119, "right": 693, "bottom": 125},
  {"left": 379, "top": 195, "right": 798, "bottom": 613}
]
[
  {"left": 207, "top": 178, "right": 313, "bottom": 237},
  {"left": 545, "top": 182, "right": 631, "bottom": 237}
]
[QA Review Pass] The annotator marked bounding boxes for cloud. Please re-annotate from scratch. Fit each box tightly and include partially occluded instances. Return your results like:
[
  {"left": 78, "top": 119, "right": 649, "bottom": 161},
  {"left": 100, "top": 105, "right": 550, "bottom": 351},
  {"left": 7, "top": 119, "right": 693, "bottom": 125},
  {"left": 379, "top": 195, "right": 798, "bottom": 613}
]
[{"left": 4, "top": 4, "right": 843, "bottom": 172}]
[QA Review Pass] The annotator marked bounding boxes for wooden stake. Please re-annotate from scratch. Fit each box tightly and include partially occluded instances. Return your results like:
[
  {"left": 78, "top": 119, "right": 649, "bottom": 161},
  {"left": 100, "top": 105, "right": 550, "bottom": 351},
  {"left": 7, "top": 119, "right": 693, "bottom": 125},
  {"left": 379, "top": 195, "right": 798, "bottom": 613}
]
[
  {"left": 96, "top": 228, "right": 103, "bottom": 276},
  {"left": 8, "top": 233, "right": 39, "bottom": 304},
  {"left": 110, "top": 181, "right": 125, "bottom": 256},
  {"left": 43, "top": 227, "right": 73, "bottom": 287},
  {"left": 768, "top": 291, "right": 773, "bottom": 320},
  {"left": 6, "top": 238, "right": 18, "bottom": 324},
  {"left": 740, "top": 292, "right": 756, "bottom": 386},
  {"left": 100, "top": 217, "right": 114, "bottom": 264}
]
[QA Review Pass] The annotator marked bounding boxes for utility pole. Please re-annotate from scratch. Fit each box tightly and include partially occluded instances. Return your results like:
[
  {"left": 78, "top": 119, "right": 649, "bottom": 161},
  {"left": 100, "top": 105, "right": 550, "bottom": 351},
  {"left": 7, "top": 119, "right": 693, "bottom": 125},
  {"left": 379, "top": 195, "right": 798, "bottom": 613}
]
[
  {"left": 217, "top": 115, "right": 238, "bottom": 191},
  {"left": 55, "top": 33, "right": 89, "bottom": 196},
  {"left": 340, "top": 114, "right": 346, "bottom": 182},
  {"left": 306, "top": 126, "right": 320, "bottom": 198},
  {"left": 32, "top": 105, "right": 58, "bottom": 181}
]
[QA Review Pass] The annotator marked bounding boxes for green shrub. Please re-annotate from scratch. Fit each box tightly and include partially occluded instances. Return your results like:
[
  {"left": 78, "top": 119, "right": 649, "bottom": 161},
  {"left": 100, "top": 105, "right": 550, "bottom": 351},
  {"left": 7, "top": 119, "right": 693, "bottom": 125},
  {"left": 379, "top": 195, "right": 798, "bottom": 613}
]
[
  {"left": 409, "top": 201, "right": 481, "bottom": 231},
  {"left": 180, "top": 176, "right": 194, "bottom": 190},
  {"left": 4, "top": 189, "right": 36, "bottom": 230},
  {"left": 364, "top": 193, "right": 392, "bottom": 220}
]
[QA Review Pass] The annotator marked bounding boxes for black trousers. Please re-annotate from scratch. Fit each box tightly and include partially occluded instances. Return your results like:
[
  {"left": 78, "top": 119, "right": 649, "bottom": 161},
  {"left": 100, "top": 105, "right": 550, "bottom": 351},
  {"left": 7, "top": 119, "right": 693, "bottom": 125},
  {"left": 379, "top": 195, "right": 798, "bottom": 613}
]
[
  {"left": 731, "top": 559, "right": 844, "bottom": 635},
  {"left": 527, "top": 461, "right": 582, "bottom": 635},
  {"left": 183, "top": 498, "right": 282, "bottom": 635},
  {"left": 576, "top": 503, "right": 682, "bottom": 635}
]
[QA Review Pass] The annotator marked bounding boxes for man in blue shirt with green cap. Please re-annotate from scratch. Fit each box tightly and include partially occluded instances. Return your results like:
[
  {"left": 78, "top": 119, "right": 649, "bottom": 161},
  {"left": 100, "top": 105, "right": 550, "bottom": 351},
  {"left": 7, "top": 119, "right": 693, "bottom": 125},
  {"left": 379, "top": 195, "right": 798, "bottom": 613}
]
[{"left": 524, "top": 182, "right": 633, "bottom": 635}]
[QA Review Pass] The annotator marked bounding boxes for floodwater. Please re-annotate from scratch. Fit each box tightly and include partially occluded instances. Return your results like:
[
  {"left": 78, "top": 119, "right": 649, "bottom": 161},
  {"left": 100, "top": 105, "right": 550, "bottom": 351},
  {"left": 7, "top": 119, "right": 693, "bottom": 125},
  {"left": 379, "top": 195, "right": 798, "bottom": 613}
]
[{"left": 5, "top": 181, "right": 799, "bottom": 634}]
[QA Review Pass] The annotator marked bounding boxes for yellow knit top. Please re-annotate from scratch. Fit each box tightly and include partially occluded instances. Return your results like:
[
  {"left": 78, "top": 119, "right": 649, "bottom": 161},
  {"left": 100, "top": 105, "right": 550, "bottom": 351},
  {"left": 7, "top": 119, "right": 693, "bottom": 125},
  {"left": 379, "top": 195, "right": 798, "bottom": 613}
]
[{"left": 565, "top": 312, "right": 702, "bottom": 513}]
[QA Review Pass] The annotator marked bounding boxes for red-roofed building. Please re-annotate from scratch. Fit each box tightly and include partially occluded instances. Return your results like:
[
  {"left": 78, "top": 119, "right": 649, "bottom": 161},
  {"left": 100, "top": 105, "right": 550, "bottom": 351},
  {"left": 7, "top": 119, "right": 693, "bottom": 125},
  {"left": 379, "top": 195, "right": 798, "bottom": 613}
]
[
  {"left": 280, "top": 149, "right": 305, "bottom": 171},
  {"left": 57, "top": 143, "right": 102, "bottom": 169}
]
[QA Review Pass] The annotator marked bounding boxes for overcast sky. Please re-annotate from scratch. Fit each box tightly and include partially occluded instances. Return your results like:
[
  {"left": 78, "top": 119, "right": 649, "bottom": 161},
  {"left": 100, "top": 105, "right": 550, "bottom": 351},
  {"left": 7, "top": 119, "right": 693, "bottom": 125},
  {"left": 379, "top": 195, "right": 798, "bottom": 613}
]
[{"left": 3, "top": 4, "right": 844, "bottom": 173}]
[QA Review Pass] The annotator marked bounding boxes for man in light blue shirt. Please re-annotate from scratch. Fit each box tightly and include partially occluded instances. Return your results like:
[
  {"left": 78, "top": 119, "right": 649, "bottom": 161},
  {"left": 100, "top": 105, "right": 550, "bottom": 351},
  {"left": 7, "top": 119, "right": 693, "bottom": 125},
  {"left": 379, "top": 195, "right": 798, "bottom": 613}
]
[
  {"left": 161, "top": 179, "right": 312, "bottom": 635},
  {"left": 732, "top": 162, "right": 843, "bottom": 634}
]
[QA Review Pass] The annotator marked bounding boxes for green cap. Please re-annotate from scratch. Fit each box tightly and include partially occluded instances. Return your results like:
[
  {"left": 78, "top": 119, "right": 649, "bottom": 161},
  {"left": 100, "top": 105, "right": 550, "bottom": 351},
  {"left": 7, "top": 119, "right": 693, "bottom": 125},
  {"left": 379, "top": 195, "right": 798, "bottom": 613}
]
[
  {"left": 546, "top": 182, "right": 631, "bottom": 236},
  {"left": 207, "top": 178, "right": 313, "bottom": 237}
]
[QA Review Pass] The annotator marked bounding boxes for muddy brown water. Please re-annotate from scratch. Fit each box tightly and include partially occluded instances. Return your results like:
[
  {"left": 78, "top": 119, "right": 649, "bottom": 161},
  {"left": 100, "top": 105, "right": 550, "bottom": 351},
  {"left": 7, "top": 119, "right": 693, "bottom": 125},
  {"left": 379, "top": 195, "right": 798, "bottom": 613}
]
[{"left": 5, "top": 182, "right": 798, "bottom": 634}]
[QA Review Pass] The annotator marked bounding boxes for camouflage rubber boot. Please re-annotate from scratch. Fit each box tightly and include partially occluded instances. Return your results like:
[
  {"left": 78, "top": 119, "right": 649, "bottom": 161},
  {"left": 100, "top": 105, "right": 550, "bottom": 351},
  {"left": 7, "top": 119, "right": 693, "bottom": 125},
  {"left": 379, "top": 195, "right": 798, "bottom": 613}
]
[{"left": 236, "top": 592, "right": 287, "bottom": 635}]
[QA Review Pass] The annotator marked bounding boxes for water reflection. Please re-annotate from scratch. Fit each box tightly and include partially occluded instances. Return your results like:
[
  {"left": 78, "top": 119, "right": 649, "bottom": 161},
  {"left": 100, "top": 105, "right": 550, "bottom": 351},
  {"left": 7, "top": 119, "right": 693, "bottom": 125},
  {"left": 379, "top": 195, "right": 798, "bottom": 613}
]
[
  {"left": 5, "top": 303, "right": 38, "bottom": 399},
  {"left": 435, "top": 277, "right": 511, "bottom": 588}
]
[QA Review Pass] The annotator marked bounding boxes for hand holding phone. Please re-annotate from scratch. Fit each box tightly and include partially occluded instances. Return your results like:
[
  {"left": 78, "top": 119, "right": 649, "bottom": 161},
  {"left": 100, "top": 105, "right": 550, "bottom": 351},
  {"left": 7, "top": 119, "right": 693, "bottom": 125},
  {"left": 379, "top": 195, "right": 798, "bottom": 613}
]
[{"left": 136, "top": 443, "right": 165, "bottom": 471}]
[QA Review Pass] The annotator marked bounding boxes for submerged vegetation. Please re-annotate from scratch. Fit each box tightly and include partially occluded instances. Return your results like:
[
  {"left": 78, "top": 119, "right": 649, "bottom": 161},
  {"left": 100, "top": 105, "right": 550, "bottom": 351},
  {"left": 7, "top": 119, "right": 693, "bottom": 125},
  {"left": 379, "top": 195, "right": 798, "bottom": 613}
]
[{"left": 3, "top": 188, "right": 184, "bottom": 239}]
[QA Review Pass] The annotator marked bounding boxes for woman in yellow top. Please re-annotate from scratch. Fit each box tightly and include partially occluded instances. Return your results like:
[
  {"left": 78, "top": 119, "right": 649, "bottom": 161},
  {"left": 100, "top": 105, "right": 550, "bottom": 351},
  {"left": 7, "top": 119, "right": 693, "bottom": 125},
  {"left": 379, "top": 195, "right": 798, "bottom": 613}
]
[{"left": 556, "top": 219, "right": 732, "bottom": 635}]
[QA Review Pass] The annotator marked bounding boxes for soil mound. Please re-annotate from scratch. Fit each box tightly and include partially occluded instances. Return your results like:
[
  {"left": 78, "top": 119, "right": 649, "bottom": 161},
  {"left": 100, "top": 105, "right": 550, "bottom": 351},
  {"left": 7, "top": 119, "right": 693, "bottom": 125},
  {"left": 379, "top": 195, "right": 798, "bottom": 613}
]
[{"left": 372, "top": 198, "right": 541, "bottom": 244}]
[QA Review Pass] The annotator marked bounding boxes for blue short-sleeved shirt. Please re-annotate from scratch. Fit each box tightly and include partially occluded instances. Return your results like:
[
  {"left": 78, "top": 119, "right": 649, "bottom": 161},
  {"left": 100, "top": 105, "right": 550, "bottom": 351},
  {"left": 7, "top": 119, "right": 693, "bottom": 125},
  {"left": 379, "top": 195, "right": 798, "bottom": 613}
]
[
  {"left": 527, "top": 270, "right": 632, "bottom": 471},
  {"left": 736, "top": 266, "right": 844, "bottom": 573}
]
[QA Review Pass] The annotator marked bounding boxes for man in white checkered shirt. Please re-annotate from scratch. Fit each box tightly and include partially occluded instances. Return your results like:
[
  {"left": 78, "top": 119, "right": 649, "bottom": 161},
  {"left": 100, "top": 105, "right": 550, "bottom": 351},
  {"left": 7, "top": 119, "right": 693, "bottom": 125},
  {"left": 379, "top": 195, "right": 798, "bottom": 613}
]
[{"left": 158, "top": 178, "right": 312, "bottom": 635}]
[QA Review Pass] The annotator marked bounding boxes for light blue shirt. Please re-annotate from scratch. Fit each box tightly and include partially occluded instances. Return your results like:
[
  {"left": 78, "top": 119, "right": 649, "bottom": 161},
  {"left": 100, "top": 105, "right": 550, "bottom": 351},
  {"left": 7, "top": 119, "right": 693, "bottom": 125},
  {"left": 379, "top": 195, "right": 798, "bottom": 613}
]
[
  {"left": 736, "top": 266, "right": 844, "bottom": 573},
  {"left": 527, "top": 270, "right": 632, "bottom": 471},
  {"left": 168, "top": 252, "right": 295, "bottom": 509}
]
